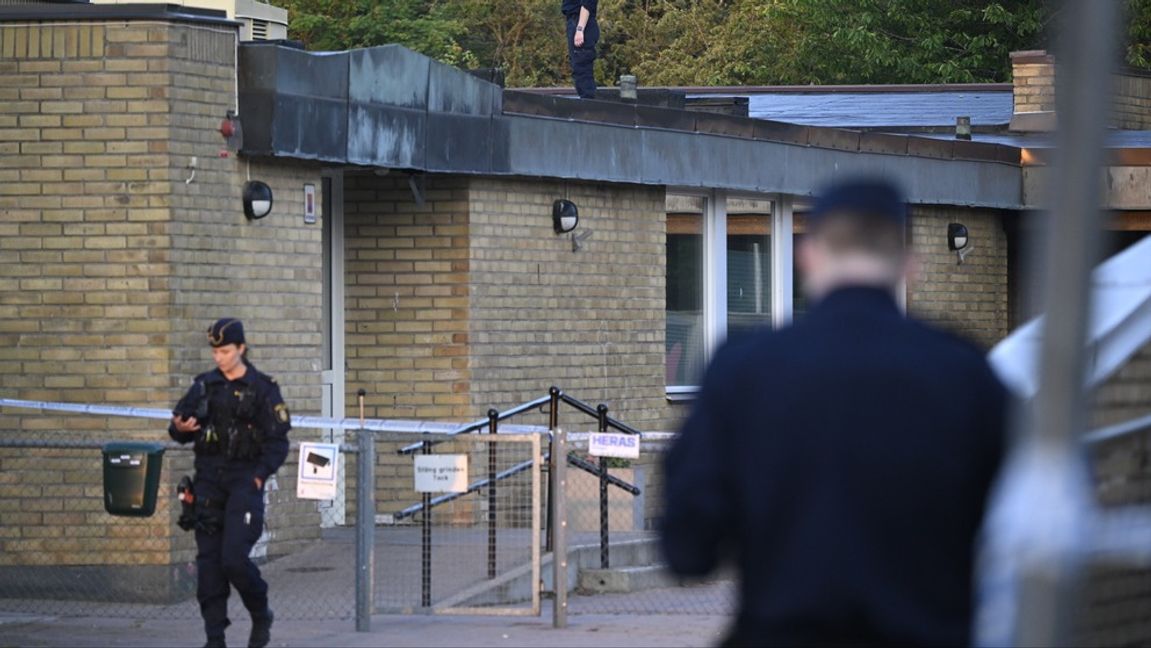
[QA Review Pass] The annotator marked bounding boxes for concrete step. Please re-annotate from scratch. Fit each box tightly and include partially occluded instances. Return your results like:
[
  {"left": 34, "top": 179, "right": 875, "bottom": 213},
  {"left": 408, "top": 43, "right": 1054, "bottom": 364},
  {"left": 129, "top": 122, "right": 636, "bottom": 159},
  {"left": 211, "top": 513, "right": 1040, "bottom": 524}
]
[
  {"left": 434, "top": 534, "right": 660, "bottom": 609},
  {"left": 577, "top": 565, "right": 676, "bottom": 594}
]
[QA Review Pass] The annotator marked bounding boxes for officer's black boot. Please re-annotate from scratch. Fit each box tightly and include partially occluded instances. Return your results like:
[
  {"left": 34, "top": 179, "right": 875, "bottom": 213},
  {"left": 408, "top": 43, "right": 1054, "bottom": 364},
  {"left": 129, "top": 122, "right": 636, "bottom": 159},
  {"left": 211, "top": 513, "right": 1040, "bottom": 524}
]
[
  {"left": 204, "top": 617, "right": 229, "bottom": 648},
  {"left": 248, "top": 609, "right": 273, "bottom": 648}
]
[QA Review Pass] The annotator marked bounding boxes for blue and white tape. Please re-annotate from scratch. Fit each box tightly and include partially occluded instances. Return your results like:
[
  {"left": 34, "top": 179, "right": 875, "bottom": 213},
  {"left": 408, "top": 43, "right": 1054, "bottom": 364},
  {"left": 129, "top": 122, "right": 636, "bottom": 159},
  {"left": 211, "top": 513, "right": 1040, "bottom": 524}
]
[{"left": 0, "top": 397, "right": 546, "bottom": 436}]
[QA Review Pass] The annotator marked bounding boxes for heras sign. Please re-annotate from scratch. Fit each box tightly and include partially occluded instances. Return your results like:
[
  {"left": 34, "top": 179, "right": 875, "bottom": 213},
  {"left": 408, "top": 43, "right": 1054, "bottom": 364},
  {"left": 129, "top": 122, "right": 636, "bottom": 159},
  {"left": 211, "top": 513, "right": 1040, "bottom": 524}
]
[{"left": 588, "top": 432, "right": 640, "bottom": 460}]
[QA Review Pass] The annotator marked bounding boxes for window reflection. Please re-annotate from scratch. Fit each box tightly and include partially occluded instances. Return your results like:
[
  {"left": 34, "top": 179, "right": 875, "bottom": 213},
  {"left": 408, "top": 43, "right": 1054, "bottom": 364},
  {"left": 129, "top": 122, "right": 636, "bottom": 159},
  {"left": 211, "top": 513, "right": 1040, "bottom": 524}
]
[
  {"left": 726, "top": 198, "right": 772, "bottom": 344},
  {"left": 666, "top": 194, "right": 705, "bottom": 387}
]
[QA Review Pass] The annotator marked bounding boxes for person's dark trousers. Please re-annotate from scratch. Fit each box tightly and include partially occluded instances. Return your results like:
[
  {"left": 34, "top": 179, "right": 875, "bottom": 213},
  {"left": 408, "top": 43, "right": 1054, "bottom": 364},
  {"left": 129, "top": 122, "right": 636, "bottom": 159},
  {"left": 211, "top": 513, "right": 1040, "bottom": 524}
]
[
  {"left": 194, "top": 467, "right": 270, "bottom": 645},
  {"left": 565, "top": 14, "right": 598, "bottom": 99}
]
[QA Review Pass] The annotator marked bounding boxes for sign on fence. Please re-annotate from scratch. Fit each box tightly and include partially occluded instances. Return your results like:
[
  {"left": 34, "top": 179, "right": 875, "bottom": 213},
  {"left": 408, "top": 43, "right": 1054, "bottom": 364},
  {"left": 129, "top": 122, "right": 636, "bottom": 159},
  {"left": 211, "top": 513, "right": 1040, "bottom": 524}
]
[
  {"left": 297, "top": 442, "right": 339, "bottom": 500},
  {"left": 414, "top": 454, "right": 469, "bottom": 493},
  {"left": 588, "top": 432, "right": 640, "bottom": 459}
]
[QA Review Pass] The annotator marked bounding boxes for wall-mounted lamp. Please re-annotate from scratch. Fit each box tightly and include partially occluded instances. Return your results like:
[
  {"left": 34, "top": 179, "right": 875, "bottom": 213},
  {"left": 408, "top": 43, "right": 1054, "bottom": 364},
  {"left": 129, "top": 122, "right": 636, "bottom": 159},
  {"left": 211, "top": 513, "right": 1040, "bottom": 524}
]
[
  {"left": 948, "top": 222, "right": 973, "bottom": 264},
  {"left": 553, "top": 199, "right": 579, "bottom": 234},
  {"left": 243, "top": 180, "right": 274, "bottom": 220}
]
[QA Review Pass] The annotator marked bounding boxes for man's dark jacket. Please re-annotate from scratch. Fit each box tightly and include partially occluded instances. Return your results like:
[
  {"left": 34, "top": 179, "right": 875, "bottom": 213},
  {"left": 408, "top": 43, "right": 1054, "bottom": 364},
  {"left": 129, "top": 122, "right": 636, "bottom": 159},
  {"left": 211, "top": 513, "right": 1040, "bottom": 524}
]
[{"left": 660, "top": 286, "right": 1007, "bottom": 646}]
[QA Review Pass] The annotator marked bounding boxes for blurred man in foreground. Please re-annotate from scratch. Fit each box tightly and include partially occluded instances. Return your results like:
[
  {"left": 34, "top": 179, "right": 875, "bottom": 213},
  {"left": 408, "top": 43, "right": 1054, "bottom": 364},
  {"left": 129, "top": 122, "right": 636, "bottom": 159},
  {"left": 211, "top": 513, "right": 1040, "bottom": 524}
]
[{"left": 660, "top": 177, "right": 1008, "bottom": 646}]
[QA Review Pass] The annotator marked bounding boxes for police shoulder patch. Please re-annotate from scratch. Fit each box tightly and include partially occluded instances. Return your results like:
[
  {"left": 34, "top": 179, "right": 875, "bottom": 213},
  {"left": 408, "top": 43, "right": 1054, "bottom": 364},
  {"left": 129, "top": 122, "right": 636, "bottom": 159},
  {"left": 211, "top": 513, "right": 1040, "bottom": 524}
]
[{"left": 274, "top": 402, "right": 290, "bottom": 423}]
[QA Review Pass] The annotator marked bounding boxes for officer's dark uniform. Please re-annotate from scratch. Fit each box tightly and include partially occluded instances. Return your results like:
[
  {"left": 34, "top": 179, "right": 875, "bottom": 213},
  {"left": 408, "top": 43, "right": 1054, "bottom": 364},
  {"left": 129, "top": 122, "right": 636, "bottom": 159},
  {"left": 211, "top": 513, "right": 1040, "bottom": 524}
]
[
  {"left": 562, "top": 0, "right": 598, "bottom": 99},
  {"left": 170, "top": 319, "right": 290, "bottom": 648},
  {"left": 660, "top": 182, "right": 1008, "bottom": 646}
]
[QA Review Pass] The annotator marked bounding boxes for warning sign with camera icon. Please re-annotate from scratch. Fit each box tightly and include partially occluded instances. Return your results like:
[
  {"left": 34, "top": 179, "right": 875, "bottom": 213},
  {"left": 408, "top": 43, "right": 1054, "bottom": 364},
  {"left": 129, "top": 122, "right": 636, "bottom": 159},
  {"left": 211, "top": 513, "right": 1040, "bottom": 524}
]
[{"left": 297, "top": 442, "right": 339, "bottom": 500}]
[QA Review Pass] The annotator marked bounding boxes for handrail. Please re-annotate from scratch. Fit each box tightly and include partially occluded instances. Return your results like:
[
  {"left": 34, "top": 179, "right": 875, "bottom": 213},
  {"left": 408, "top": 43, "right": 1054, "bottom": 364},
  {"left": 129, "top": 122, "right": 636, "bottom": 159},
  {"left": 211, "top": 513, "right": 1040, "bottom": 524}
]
[
  {"left": 396, "top": 388, "right": 644, "bottom": 457},
  {"left": 392, "top": 450, "right": 641, "bottom": 521},
  {"left": 394, "top": 456, "right": 537, "bottom": 521},
  {"left": 566, "top": 452, "right": 641, "bottom": 494},
  {"left": 396, "top": 395, "right": 552, "bottom": 455},
  {"left": 1083, "top": 412, "right": 1151, "bottom": 446},
  {"left": 558, "top": 392, "right": 642, "bottom": 436},
  {"left": 389, "top": 386, "right": 646, "bottom": 576}
]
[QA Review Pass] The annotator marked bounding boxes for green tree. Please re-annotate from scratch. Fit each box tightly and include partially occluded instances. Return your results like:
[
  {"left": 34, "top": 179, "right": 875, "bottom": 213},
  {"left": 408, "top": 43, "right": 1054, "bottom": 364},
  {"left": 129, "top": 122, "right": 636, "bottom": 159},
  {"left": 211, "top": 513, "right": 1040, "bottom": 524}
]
[
  {"left": 269, "top": 0, "right": 476, "bottom": 66},
  {"left": 1127, "top": 0, "right": 1151, "bottom": 70},
  {"left": 445, "top": 0, "right": 569, "bottom": 88},
  {"left": 773, "top": 0, "right": 1050, "bottom": 84},
  {"left": 269, "top": 0, "right": 1150, "bottom": 87}
]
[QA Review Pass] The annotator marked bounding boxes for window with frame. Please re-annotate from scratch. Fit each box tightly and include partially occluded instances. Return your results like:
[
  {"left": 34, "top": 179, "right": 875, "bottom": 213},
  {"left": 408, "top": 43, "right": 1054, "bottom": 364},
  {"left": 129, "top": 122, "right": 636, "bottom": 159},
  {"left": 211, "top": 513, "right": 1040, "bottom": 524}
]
[{"left": 665, "top": 191, "right": 803, "bottom": 394}]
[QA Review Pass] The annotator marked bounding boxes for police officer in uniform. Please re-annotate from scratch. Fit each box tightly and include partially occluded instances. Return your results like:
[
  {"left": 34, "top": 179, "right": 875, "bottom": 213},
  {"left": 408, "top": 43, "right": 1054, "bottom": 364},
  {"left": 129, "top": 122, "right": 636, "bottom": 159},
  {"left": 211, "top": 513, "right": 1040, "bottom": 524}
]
[
  {"left": 170, "top": 318, "right": 290, "bottom": 648},
  {"left": 562, "top": 0, "right": 599, "bottom": 99},
  {"left": 660, "top": 178, "right": 1008, "bottom": 646}
]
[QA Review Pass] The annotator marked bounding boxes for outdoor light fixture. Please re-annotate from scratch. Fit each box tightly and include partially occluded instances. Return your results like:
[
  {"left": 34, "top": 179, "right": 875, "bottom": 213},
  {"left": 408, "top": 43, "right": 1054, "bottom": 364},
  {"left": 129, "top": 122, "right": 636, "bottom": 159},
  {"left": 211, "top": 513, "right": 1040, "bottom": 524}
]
[
  {"left": 948, "top": 223, "right": 969, "bottom": 251},
  {"left": 243, "top": 181, "right": 273, "bottom": 220},
  {"left": 948, "top": 222, "right": 973, "bottom": 265},
  {"left": 552, "top": 199, "right": 579, "bottom": 234}
]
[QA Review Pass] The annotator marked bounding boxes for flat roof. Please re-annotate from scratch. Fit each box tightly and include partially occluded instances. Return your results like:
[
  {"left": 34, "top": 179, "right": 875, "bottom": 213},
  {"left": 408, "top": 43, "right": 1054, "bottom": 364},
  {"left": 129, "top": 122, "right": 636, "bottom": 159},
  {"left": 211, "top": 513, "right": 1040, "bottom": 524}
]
[
  {"left": 919, "top": 130, "right": 1151, "bottom": 165},
  {"left": 740, "top": 91, "right": 1013, "bottom": 129},
  {"left": 523, "top": 84, "right": 1015, "bottom": 129}
]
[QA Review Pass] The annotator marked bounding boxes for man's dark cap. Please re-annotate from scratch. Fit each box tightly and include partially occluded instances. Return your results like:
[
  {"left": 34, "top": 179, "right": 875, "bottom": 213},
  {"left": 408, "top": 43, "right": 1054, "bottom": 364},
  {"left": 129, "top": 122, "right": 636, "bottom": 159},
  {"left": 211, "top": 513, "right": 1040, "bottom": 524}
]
[
  {"left": 810, "top": 177, "right": 907, "bottom": 226},
  {"left": 207, "top": 318, "right": 245, "bottom": 347}
]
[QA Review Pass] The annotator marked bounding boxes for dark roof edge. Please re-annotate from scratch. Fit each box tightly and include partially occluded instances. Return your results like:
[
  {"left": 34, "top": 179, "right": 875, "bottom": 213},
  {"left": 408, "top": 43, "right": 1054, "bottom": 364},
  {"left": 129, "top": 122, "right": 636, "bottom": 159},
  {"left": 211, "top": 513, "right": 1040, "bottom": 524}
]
[
  {"left": 0, "top": 3, "right": 238, "bottom": 27},
  {"left": 515, "top": 83, "right": 1013, "bottom": 96},
  {"left": 501, "top": 91, "right": 1021, "bottom": 167}
]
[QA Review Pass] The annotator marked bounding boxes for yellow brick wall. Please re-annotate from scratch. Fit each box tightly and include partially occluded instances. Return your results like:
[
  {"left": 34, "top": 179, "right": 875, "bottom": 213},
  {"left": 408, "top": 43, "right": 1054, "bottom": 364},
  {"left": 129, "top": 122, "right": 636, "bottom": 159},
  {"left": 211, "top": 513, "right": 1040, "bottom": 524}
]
[
  {"left": 468, "top": 178, "right": 670, "bottom": 429},
  {"left": 1113, "top": 72, "right": 1151, "bottom": 130},
  {"left": 1011, "top": 52, "right": 1056, "bottom": 114},
  {"left": 0, "top": 18, "right": 325, "bottom": 577},
  {"left": 342, "top": 173, "right": 472, "bottom": 515},
  {"left": 343, "top": 173, "right": 472, "bottom": 422},
  {"left": 906, "top": 206, "right": 1010, "bottom": 349},
  {"left": 1, "top": 21, "right": 182, "bottom": 574}
]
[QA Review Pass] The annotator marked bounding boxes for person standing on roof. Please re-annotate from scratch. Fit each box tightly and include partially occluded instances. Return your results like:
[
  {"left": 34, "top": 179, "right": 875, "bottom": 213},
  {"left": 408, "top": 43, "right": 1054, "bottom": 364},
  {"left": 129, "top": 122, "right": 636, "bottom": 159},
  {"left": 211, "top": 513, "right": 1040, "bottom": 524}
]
[
  {"left": 562, "top": 0, "right": 598, "bottom": 99},
  {"left": 660, "top": 177, "right": 1009, "bottom": 646}
]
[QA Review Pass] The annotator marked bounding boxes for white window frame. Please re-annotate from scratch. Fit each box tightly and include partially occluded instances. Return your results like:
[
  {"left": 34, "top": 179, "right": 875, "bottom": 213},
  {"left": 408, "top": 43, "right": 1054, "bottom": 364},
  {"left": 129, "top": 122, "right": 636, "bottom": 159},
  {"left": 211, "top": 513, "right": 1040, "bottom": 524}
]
[{"left": 666, "top": 189, "right": 795, "bottom": 398}]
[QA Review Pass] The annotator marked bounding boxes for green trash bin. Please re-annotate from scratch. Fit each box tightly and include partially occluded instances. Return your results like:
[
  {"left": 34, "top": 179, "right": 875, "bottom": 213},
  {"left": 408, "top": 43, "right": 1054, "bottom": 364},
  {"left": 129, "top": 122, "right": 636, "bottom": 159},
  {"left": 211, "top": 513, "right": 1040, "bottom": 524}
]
[{"left": 102, "top": 442, "right": 165, "bottom": 517}]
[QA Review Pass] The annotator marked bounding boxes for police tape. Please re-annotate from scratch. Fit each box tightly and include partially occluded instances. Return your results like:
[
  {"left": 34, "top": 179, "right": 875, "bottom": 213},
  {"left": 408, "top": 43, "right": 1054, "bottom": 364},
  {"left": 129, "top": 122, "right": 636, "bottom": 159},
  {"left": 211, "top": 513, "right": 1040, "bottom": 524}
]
[{"left": 0, "top": 397, "right": 547, "bottom": 436}]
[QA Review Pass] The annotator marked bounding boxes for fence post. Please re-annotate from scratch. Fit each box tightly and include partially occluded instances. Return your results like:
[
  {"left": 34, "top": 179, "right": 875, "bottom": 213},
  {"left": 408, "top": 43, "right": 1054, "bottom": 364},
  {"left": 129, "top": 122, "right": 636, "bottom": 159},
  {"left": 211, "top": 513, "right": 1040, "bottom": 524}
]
[
  {"left": 421, "top": 440, "right": 432, "bottom": 608},
  {"left": 597, "top": 403, "right": 610, "bottom": 570},
  {"left": 487, "top": 408, "right": 499, "bottom": 580},
  {"left": 552, "top": 426, "right": 568, "bottom": 629},
  {"left": 546, "top": 387, "right": 560, "bottom": 553},
  {"left": 354, "top": 389, "right": 374, "bottom": 632}
]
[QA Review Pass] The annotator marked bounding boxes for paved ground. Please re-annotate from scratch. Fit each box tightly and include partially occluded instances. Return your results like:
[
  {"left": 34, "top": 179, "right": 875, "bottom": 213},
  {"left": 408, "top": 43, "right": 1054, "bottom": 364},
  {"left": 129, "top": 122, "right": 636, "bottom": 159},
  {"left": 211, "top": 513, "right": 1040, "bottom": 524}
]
[
  {"left": 0, "top": 521, "right": 734, "bottom": 646},
  {"left": 0, "top": 605, "right": 730, "bottom": 648}
]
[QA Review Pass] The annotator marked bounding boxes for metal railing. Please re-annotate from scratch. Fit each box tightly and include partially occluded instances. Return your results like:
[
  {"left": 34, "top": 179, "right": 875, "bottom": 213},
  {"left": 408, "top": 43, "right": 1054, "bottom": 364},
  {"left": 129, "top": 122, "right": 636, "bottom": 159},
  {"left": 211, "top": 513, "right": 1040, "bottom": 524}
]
[
  {"left": 0, "top": 390, "right": 714, "bottom": 634},
  {"left": 395, "top": 387, "right": 642, "bottom": 569}
]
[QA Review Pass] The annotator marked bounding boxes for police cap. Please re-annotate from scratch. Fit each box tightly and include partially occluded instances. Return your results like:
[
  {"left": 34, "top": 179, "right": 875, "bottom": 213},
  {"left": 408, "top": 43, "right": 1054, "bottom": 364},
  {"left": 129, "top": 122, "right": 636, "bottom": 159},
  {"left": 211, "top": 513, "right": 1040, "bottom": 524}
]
[
  {"left": 810, "top": 177, "right": 907, "bottom": 227},
  {"left": 207, "top": 318, "right": 245, "bottom": 347}
]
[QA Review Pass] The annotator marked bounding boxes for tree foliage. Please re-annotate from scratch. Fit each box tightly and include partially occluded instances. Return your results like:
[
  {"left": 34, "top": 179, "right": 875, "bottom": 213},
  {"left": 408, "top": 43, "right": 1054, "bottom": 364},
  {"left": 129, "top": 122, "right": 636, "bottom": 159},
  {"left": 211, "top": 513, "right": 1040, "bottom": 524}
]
[{"left": 268, "top": 0, "right": 1151, "bottom": 87}]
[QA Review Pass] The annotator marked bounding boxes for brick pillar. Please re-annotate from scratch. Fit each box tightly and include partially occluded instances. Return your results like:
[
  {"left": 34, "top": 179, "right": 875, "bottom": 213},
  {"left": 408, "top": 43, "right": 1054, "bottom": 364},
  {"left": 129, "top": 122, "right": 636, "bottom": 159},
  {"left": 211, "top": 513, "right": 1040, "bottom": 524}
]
[
  {"left": 1010, "top": 50, "right": 1056, "bottom": 132},
  {"left": 0, "top": 14, "right": 323, "bottom": 599}
]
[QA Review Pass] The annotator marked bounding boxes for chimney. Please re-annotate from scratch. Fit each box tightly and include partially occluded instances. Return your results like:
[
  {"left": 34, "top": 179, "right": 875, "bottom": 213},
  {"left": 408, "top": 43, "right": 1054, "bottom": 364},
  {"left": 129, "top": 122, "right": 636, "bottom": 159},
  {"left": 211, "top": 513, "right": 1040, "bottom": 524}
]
[{"left": 1009, "top": 50, "right": 1056, "bottom": 132}]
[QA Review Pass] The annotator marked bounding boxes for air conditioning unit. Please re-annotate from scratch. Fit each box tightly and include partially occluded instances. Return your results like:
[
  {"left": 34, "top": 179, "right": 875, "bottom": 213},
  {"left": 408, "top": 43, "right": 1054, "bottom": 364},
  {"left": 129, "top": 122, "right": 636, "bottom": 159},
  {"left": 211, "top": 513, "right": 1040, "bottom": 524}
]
[
  {"left": 86, "top": 0, "right": 288, "bottom": 42},
  {"left": 236, "top": 0, "right": 286, "bottom": 42}
]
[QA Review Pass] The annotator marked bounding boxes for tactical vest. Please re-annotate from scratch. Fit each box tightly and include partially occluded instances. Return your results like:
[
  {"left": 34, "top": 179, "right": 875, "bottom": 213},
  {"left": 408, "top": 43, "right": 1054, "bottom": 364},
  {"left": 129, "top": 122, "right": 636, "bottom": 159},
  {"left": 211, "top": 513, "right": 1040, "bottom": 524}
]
[{"left": 194, "top": 380, "right": 264, "bottom": 460}]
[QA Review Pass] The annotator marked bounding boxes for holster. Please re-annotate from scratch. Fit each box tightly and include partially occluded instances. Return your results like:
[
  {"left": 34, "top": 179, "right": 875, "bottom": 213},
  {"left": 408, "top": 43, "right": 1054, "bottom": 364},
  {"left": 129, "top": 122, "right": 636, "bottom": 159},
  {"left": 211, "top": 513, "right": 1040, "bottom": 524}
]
[
  {"left": 175, "top": 475, "right": 226, "bottom": 535},
  {"left": 195, "top": 499, "right": 225, "bottom": 536},
  {"left": 176, "top": 475, "right": 197, "bottom": 532}
]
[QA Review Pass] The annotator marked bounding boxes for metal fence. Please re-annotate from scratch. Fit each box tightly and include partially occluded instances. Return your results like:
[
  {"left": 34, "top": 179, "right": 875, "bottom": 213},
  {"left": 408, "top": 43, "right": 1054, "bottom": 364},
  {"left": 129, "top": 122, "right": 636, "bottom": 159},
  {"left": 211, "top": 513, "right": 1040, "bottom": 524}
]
[
  {"left": 0, "top": 391, "right": 734, "bottom": 631},
  {"left": 10, "top": 392, "right": 1151, "bottom": 642}
]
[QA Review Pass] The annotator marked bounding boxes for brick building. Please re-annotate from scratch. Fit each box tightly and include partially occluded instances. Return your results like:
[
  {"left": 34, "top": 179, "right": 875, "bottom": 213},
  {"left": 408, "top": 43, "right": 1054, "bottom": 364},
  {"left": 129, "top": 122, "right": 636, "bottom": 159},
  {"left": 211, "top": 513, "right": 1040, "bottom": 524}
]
[{"left": 1, "top": 1, "right": 1151, "bottom": 628}]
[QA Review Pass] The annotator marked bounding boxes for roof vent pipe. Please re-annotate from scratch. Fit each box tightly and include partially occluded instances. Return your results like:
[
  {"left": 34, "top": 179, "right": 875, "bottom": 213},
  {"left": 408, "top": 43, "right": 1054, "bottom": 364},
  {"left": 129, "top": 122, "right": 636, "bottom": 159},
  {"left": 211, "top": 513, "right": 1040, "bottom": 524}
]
[
  {"left": 619, "top": 75, "right": 637, "bottom": 103},
  {"left": 956, "top": 116, "right": 972, "bottom": 140}
]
